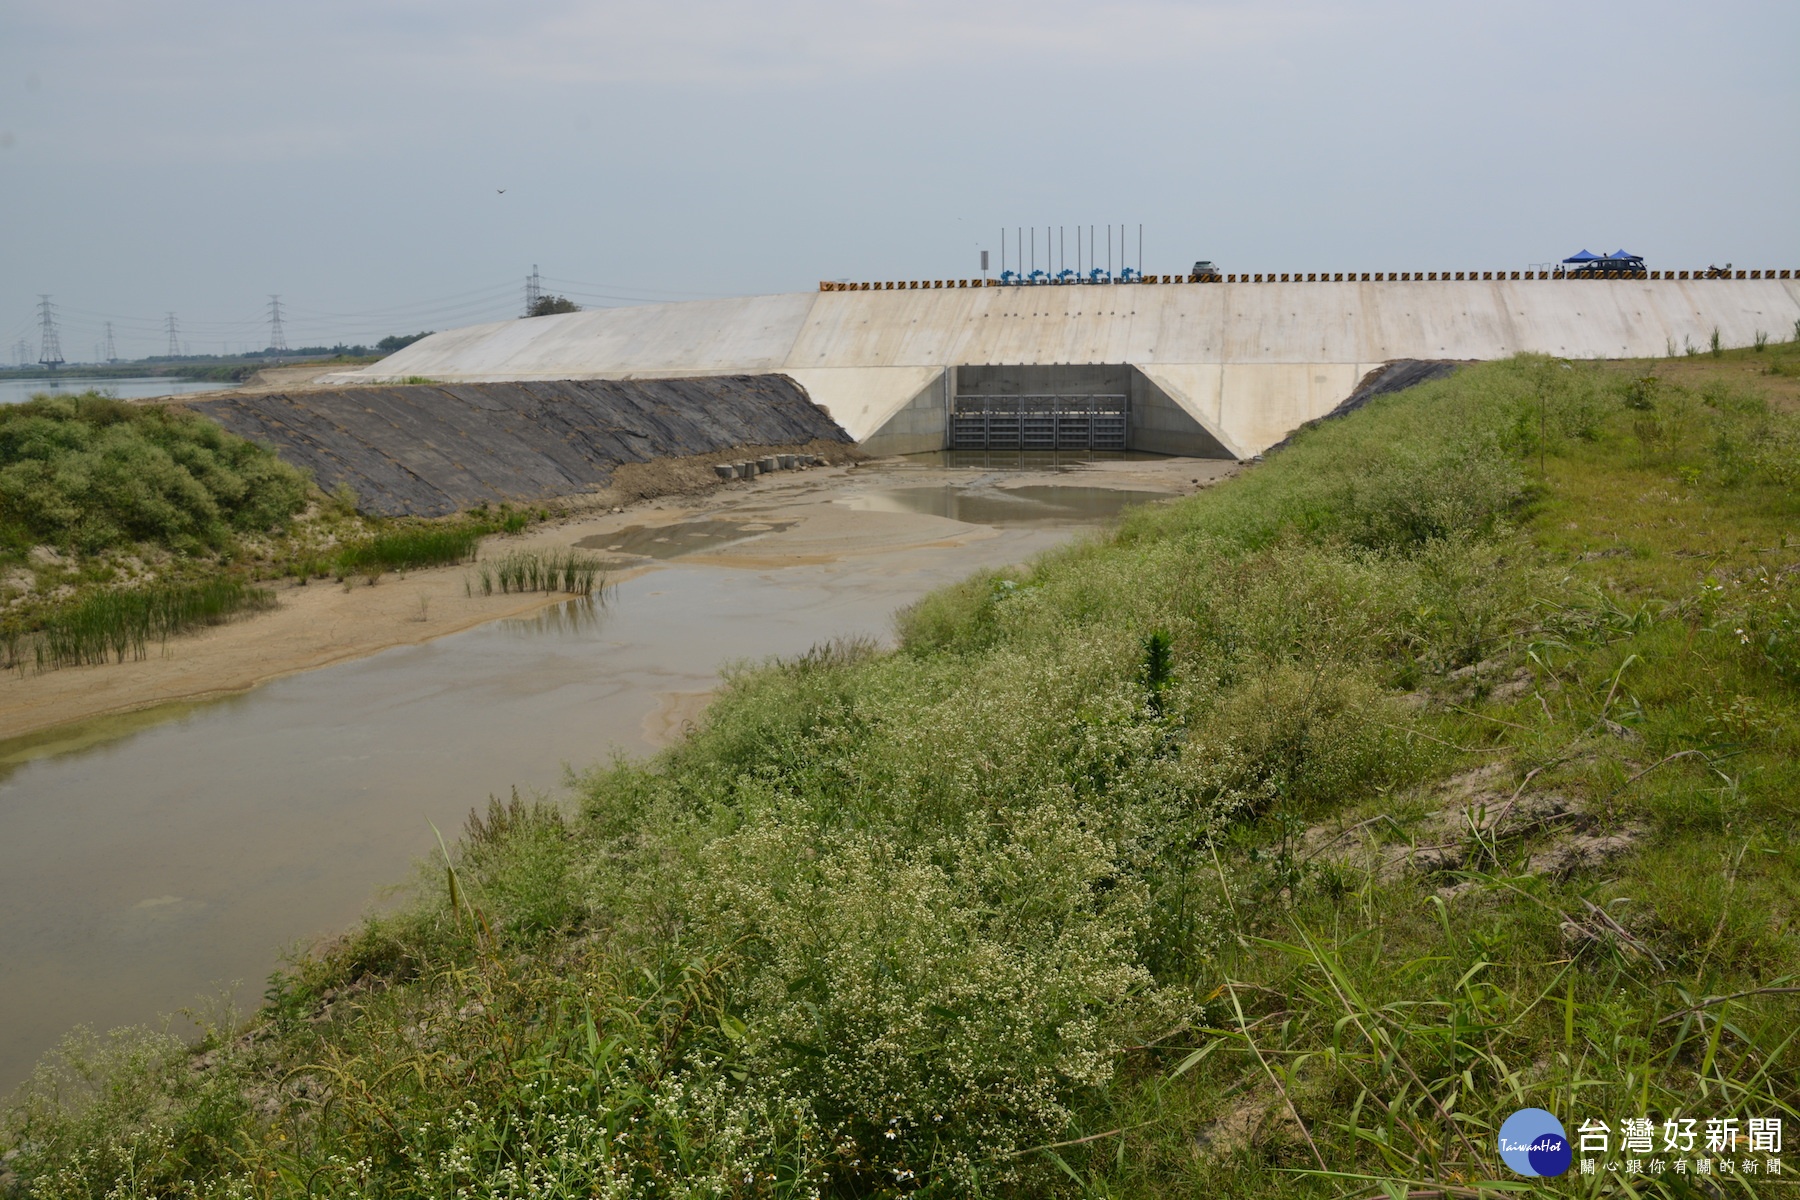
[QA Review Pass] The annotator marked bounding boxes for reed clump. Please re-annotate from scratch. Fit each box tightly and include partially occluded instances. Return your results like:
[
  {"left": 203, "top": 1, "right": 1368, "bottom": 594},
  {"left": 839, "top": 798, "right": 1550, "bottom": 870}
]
[
  {"left": 333, "top": 524, "right": 482, "bottom": 578},
  {"left": 474, "top": 548, "right": 603, "bottom": 595},
  {"left": 32, "top": 578, "right": 274, "bottom": 669}
]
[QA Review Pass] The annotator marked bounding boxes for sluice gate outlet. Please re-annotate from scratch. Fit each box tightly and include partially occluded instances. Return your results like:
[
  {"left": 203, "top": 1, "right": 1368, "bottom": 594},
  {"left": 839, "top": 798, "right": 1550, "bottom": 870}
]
[
  {"left": 950, "top": 364, "right": 1129, "bottom": 451},
  {"left": 950, "top": 395, "right": 1127, "bottom": 450}
]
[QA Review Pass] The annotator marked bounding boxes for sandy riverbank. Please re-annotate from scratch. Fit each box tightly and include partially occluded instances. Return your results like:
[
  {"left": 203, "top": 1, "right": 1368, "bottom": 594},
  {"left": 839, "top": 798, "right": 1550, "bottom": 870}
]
[{"left": 1, "top": 455, "right": 1233, "bottom": 746}]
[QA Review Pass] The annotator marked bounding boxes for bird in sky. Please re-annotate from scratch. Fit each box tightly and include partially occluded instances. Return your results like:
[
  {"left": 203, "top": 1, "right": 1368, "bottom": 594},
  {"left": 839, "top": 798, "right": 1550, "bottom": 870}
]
[{"left": 496, "top": 188, "right": 507, "bottom": 194}]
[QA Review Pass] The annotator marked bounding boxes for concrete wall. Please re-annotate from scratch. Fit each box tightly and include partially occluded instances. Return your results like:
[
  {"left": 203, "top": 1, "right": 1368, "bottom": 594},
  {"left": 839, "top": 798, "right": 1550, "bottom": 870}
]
[
  {"left": 1129, "top": 368, "right": 1239, "bottom": 458},
  {"left": 953, "top": 363, "right": 1131, "bottom": 397},
  {"left": 779, "top": 366, "right": 941, "bottom": 441},
  {"left": 330, "top": 278, "right": 1800, "bottom": 457},
  {"left": 855, "top": 369, "right": 950, "bottom": 457}
]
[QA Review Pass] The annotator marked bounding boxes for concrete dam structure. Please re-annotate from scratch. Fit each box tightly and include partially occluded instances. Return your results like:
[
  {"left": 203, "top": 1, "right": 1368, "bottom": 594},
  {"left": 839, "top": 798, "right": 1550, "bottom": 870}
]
[{"left": 328, "top": 275, "right": 1800, "bottom": 460}]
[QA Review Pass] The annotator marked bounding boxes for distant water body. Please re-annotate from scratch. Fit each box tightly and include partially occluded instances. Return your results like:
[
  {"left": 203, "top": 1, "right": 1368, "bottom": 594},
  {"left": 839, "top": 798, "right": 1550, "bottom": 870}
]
[{"left": 0, "top": 376, "right": 239, "bottom": 405}]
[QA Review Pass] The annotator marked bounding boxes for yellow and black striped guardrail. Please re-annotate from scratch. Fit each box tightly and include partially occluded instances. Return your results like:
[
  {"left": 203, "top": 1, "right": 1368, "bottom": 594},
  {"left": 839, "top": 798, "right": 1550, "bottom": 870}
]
[{"left": 820, "top": 268, "right": 1794, "bottom": 292}]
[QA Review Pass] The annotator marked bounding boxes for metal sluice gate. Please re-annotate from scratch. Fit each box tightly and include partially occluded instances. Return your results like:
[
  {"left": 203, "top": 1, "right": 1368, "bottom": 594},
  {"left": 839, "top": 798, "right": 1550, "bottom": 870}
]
[{"left": 950, "top": 394, "right": 1128, "bottom": 450}]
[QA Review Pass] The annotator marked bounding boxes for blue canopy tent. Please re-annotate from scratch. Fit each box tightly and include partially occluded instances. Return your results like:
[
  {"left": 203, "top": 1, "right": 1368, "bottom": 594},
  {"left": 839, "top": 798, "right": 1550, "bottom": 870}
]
[{"left": 1559, "top": 248, "right": 1646, "bottom": 275}]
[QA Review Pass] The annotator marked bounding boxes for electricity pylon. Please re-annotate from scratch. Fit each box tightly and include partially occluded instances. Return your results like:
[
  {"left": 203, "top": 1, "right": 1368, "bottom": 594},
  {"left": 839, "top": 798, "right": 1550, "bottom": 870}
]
[
  {"left": 37, "top": 295, "right": 64, "bottom": 368},
  {"left": 267, "top": 295, "right": 288, "bottom": 353}
]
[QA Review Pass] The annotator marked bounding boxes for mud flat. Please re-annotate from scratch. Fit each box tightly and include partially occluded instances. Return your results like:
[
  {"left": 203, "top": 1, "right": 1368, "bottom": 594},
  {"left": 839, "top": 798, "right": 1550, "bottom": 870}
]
[
  {"left": 0, "top": 456, "right": 1214, "bottom": 742},
  {"left": 0, "top": 452, "right": 1231, "bottom": 1091}
]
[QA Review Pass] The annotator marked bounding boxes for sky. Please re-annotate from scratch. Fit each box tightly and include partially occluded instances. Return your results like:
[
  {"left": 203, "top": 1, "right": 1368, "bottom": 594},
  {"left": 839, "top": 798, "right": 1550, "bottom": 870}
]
[{"left": 2, "top": 0, "right": 1796, "bottom": 361}]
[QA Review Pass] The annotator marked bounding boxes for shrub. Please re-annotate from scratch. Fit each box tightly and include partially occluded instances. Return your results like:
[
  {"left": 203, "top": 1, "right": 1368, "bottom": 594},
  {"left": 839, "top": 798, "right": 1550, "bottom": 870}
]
[
  {"left": 375, "top": 331, "right": 433, "bottom": 354},
  {"left": 0, "top": 393, "right": 307, "bottom": 555},
  {"left": 459, "top": 792, "right": 583, "bottom": 940},
  {"left": 1, "top": 1025, "right": 248, "bottom": 1194}
]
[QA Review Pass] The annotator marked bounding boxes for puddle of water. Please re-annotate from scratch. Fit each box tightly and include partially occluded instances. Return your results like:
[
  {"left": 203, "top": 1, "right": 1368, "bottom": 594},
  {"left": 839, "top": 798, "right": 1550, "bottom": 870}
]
[
  {"left": 842, "top": 485, "right": 1172, "bottom": 525},
  {"left": 573, "top": 518, "right": 797, "bottom": 566},
  {"left": 0, "top": 522, "right": 1081, "bottom": 1091}
]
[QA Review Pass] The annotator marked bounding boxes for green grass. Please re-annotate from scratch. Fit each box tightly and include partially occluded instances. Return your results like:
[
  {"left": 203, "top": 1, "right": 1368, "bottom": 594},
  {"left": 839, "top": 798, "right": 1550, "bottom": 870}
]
[
  {"left": 332, "top": 524, "right": 483, "bottom": 579},
  {"left": 22, "top": 577, "right": 275, "bottom": 669},
  {"left": 4, "top": 354, "right": 1797, "bottom": 1198}
]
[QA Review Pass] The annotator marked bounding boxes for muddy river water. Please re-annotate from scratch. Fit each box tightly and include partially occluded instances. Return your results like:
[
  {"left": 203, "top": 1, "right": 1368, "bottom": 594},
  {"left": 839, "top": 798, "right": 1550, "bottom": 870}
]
[{"left": 0, "top": 455, "right": 1224, "bottom": 1091}]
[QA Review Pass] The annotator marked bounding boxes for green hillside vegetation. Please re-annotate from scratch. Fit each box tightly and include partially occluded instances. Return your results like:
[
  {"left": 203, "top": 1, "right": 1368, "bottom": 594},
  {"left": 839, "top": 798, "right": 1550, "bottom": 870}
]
[
  {"left": 4, "top": 350, "right": 1798, "bottom": 1197},
  {"left": 0, "top": 393, "right": 309, "bottom": 556},
  {"left": 0, "top": 392, "right": 551, "bottom": 671}
]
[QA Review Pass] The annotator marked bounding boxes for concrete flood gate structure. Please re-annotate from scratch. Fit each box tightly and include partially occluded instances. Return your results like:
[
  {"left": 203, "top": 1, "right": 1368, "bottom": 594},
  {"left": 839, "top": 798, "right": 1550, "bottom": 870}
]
[
  {"left": 950, "top": 365, "right": 1129, "bottom": 452},
  {"left": 327, "top": 275, "right": 1800, "bottom": 460},
  {"left": 943, "top": 364, "right": 1237, "bottom": 455}
]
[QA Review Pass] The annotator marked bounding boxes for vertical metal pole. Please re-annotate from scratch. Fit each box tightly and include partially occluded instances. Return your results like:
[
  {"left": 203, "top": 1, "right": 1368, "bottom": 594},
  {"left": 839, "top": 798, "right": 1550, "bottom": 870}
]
[
  {"left": 1139, "top": 223, "right": 1143, "bottom": 277},
  {"left": 1000, "top": 228, "right": 1005, "bottom": 276}
]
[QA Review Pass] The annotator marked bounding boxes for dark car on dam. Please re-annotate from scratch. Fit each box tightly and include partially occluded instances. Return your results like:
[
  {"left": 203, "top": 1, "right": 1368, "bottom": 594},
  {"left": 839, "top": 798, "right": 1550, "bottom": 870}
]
[{"left": 1564, "top": 249, "right": 1647, "bottom": 278}]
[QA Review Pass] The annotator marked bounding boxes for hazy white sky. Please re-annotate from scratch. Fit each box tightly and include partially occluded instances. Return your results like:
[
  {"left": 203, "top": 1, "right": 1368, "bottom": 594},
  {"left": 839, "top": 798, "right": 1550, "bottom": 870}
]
[{"left": 2, "top": 0, "right": 1795, "bottom": 357}]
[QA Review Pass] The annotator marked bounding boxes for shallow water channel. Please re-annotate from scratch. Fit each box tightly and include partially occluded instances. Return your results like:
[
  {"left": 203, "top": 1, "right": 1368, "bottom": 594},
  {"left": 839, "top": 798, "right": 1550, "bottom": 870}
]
[
  {"left": 0, "top": 468, "right": 1177, "bottom": 1091},
  {"left": 0, "top": 376, "right": 239, "bottom": 405}
]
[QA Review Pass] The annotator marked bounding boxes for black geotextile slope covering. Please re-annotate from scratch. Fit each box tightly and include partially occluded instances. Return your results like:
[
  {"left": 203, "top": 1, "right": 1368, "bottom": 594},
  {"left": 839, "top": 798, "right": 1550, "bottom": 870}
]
[
  {"left": 1263, "top": 359, "right": 1466, "bottom": 455},
  {"left": 191, "top": 375, "right": 852, "bottom": 517}
]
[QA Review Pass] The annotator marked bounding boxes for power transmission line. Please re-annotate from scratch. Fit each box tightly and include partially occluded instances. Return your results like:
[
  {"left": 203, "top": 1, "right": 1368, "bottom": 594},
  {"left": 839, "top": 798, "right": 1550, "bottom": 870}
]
[
  {"left": 539, "top": 273, "right": 734, "bottom": 301},
  {"left": 165, "top": 313, "right": 181, "bottom": 359},
  {"left": 524, "top": 264, "right": 542, "bottom": 316},
  {"left": 103, "top": 322, "right": 117, "bottom": 363},
  {"left": 37, "top": 295, "right": 64, "bottom": 368},
  {"left": 267, "top": 295, "right": 288, "bottom": 352}
]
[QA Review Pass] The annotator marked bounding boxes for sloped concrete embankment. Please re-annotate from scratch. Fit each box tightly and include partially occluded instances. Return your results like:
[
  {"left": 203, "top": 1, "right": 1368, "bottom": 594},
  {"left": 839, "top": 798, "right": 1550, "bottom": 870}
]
[
  {"left": 189, "top": 376, "right": 853, "bottom": 517},
  {"left": 329, "top": 277, "right": 1800, "bottom": 456}
]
